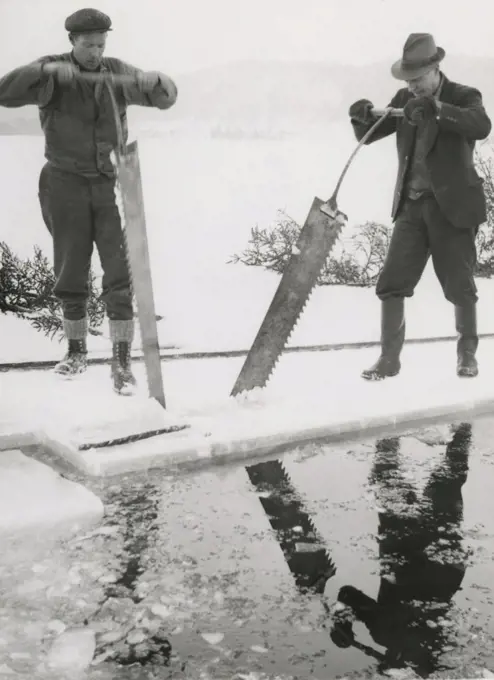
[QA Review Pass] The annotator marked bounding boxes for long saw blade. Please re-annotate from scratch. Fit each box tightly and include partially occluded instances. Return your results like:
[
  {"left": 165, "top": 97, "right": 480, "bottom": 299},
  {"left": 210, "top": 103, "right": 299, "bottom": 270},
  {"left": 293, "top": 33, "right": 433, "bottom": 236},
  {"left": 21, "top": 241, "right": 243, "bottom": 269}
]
[
  {"left": 230, "top": 108, "right": 394, "bottom": 397},
  {"left": 231, "top": 198, "right": 346, "bottom": 397},
  {"left": 113, "top": 141, "right": 166, "bottom": 409},
  {"left": 105, "top": 80, "right": 166, "bottom": 410}
]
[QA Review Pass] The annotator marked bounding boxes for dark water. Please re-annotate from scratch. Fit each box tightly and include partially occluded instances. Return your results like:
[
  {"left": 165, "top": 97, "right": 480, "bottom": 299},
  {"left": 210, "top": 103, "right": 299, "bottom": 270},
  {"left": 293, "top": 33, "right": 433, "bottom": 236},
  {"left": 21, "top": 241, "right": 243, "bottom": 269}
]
[{"left": 2, "top": 417, "right": 494, "bottom": 679}]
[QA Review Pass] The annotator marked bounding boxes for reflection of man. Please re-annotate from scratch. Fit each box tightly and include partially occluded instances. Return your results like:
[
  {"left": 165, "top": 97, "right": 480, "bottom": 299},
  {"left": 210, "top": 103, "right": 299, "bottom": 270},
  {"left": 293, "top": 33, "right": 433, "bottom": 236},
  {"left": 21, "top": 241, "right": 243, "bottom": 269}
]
[
  {"left": 330, "top": 424, "right": 471, "bottom": 676},
  {"left": 349, "top": 33, "right": 491, "bottom": 381}
]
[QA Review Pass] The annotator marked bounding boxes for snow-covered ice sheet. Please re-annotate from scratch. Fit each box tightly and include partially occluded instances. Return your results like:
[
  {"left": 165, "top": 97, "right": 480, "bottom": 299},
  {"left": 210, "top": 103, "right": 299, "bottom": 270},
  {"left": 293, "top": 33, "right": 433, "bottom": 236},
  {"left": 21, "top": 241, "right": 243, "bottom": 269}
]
[
  {"left": 0, "top": 367, "right": 188, "bottom": 460},
  {"left": 3, "top": 270, "right": 494, "bottom": 363},
  {"left": 2, "top": 338, "right": 494, "bottom": 476},
  {"left": 0, "top": 450, "right": 104, "bottom": 539}
]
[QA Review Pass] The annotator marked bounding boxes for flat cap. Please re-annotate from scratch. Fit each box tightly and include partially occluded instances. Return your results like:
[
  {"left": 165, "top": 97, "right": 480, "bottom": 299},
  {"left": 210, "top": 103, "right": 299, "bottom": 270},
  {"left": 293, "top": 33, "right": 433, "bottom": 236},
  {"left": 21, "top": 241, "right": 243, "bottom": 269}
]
[{"left": 65, "top": 8, "right": 112, "bottom": 33}]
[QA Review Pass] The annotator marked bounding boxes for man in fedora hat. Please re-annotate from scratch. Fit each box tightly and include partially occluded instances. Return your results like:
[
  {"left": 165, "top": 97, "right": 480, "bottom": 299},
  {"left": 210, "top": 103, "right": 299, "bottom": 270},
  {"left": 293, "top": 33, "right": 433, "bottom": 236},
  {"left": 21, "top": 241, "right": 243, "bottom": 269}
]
[
  {"left": 348, "top": 33, "right": 491, "bottom": 381},
  {"left": 0, "top": 8, "right": 178, "bottom": 396}
]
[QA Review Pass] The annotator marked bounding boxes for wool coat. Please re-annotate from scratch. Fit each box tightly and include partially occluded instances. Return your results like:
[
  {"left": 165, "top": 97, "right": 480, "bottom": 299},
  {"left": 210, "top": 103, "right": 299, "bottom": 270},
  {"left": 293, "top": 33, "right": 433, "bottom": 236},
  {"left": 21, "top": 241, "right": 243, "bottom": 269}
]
[
  {"left": 351, "top": 74, "right": 492, "bottom": 229},
  {"left": 0, "top": 53, "right": 176, "bottom": 176}
]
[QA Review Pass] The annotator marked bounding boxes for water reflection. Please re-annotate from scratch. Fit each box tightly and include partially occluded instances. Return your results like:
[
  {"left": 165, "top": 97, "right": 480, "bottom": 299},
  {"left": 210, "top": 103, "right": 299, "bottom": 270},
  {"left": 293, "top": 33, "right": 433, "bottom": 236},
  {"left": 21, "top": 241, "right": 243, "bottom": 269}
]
[
  {"left": 246, "top": 459, "right": 336, "bottom": 594},
  {"left": 330, "top": 423, "right": 472, "bottom": 677}
]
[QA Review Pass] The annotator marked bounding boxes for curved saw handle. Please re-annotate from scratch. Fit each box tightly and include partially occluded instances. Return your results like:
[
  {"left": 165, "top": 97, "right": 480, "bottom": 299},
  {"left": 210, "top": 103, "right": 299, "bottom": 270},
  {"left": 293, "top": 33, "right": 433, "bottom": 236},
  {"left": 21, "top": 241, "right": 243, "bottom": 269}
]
[{"left": 321, "top": 109, "right": 394, "bottom": 216}]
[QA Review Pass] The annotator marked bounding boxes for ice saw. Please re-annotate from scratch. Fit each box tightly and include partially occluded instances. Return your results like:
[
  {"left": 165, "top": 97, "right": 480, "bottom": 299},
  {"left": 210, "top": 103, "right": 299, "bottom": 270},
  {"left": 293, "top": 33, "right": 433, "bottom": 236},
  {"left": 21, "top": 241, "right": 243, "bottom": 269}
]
[
  {"left": 74, "top": 72, "right": 189, "bottom": 448},
  {"left": 231, "top": 107, "right": 403, "bottom": 397}
]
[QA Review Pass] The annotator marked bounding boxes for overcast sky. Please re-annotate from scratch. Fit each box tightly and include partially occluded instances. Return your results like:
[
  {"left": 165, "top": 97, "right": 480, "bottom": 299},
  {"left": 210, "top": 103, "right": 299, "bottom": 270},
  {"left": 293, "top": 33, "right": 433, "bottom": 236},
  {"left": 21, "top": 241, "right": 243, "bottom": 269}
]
[{"left": 0, "top": 0, "right": 493, "bottom": 75}]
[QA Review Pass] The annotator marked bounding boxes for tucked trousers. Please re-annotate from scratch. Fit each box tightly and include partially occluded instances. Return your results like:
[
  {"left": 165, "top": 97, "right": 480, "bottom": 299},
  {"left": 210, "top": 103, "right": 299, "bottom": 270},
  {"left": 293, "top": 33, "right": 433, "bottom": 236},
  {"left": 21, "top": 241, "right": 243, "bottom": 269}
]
[
  {"left": 376, "top": 194, "right": 478, "bottom": 306},
  {"left": 38, "top": 163, "right": 133, "bottom": 321}
]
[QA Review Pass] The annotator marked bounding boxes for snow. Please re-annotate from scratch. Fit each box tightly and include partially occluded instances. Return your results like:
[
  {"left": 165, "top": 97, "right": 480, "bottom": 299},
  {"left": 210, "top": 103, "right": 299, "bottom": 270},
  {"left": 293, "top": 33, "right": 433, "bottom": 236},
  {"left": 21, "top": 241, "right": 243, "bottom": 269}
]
[
  {"left": 0, "top": 450, "right": 104, "bottom": 538},
  {"left": 2, "top": 131, "right": 494, "bottom": 474},
  {"left": 2, "top": 336, "right": 494, "bottom": 476},
  {"left": 2, "top": 132, "right": 494, "bottom": 364}
]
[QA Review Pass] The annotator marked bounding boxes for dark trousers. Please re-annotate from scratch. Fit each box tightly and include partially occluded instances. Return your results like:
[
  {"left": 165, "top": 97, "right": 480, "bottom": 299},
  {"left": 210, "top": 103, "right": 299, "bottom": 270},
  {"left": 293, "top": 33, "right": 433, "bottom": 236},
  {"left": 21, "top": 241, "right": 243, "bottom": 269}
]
[
  {"left": 38, "top": 163, "right": 133, "bottom": 321},
  {"left": 376, "top": 195, "right": 478, "bottom": 305}
]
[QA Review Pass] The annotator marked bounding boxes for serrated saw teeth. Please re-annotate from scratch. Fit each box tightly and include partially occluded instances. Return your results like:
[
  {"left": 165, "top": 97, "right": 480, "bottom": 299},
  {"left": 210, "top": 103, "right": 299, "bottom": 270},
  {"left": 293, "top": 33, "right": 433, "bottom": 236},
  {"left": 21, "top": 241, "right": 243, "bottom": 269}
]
[
  {"left": 112, "top": 166, "right": 135, "bottom": 299},
  {"left": 231, "top": 203, "right": 344, "bottom": 397}
]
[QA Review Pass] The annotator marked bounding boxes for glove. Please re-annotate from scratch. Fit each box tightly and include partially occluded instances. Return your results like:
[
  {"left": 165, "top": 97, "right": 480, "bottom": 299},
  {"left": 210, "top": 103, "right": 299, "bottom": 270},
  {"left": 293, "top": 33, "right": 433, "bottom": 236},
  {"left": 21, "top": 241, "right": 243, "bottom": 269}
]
[
  {"left": 41, "top": 61, "right": 78, "bottom": 85},
  {"left": 403, "top": 95, "right": 437, "bottom": 125},
  {"left": 349, "top": 99, "right": 375, "bottom": 124},
  {"left": 136, "top": 70, "right": 161, "bottom": 93}
]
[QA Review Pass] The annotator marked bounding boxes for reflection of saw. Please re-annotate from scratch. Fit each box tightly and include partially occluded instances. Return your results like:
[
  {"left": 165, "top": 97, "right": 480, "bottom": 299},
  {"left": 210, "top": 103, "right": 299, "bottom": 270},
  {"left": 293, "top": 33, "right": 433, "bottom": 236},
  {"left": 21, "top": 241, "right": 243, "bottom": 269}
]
[
  {"left": 246, "top": 459, "right": 336, "bottom": 594},
  {"left": 231, "top": 108, "right": 398, "bottom": 397}
]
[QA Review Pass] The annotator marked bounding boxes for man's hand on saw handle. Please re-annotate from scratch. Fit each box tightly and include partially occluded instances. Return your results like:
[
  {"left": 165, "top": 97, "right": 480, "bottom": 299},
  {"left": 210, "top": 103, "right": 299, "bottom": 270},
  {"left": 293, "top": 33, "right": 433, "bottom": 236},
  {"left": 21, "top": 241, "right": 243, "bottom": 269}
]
[
  {"left": 42, "top": 61, "right": 78, "bottom": 85},
  {"left": 41, "top": 61, "right": 171, "bottom": 93},
  {"left": 349, "top": 99, "right": 376, "bottom": 125}
]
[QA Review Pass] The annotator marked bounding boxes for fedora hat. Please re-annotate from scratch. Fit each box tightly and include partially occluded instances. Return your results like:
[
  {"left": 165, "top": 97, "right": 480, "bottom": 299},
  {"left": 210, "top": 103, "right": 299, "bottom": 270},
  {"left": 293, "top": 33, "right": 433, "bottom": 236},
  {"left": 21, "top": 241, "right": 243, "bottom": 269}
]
[{"left": 391, "top": 33, "right": 445, "bottom": 80}]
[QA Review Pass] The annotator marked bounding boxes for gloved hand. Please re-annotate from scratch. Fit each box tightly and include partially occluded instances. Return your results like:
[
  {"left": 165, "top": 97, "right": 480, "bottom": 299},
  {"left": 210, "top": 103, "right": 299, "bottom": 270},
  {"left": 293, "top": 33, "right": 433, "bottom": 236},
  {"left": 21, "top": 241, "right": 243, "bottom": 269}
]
[
  {"left": 41, "top": 61, "right": 78, "bottom": 85},
  {"left": 349, "top": 99, "right": 375, "bottom": 124},
  {"left": 136, "top": 70, "right": 161, "bottom": 93},
  {"left": 403, "top": 95, "right": 437, "bottom": 125}
]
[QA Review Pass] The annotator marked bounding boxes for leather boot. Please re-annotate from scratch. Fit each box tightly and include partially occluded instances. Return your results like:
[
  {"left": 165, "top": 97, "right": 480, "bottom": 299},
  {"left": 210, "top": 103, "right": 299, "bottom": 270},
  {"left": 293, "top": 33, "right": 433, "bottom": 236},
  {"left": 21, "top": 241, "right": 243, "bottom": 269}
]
[
  {"left": 455, "top": 304, "right": 479, "bottom": 377},
  {"left": 54, "top": 318, "right": 88, "bottom": 377},
  {"left": 109, "top": 320, "right": 137, "bottom": 395},
  {"left": 362, "top": 297, "right": 405, "bottom": 381},
  {"left": 111, "top": 341, "right": 137, "bottom": 395}
]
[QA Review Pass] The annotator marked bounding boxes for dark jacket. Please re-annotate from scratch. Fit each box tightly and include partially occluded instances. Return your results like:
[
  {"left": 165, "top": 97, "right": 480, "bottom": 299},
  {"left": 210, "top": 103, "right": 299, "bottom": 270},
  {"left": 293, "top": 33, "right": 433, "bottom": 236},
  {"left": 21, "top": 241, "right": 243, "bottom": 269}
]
[
  {"left": 0, "top": 53, "right": 177, "bottom": 177},
  {"left": 351, "top": 74, "right": 492, "bottom": 229}
]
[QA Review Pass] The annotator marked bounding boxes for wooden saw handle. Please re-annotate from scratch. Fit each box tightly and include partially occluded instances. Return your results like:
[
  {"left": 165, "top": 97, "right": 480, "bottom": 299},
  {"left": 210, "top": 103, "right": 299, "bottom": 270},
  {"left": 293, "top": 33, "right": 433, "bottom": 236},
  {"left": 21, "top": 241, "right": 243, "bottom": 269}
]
[
  {"left": 371, "top": 107, "right": 404, "bottom": 118},
  {"left": 76, "top": 71, "right": 138, "bottom": 85}
]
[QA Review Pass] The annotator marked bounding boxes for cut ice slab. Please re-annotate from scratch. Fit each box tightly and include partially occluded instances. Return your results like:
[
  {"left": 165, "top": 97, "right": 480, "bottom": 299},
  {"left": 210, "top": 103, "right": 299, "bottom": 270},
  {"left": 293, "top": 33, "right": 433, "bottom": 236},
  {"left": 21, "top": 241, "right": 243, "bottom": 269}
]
[
  {"left": 10, "top": 368, "right": 190, "bottom": 451},
  {"left": 6, "top": 339, "right": 494, "bottom": 477}
]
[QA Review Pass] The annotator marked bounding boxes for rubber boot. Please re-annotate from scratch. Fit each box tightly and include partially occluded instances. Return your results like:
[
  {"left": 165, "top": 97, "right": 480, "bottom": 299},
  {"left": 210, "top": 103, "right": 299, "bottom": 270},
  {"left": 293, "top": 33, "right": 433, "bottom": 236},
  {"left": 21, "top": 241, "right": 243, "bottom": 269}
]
[
  {"left": 455, "top": 304, "right": 479, "bottom": 378},
  {"left": 54, "top": 318, "right": 88, "bottom": 377},
  {"left": 362, "top": 297, "right": 405, "bottom": 381},
  {"left": 109, "top": 320, "right": 137, "bottom": 396}
]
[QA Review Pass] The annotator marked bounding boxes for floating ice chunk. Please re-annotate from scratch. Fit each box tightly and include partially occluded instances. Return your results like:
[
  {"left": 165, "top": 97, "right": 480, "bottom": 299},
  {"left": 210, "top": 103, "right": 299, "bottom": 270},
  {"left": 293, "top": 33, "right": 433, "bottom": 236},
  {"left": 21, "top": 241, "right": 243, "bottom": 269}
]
[
  {"left": 201, "top": 632, "right": 224, "bottom": 645},
  {"left": 46, "top": 628, "right": 96, "bottom": 672}
]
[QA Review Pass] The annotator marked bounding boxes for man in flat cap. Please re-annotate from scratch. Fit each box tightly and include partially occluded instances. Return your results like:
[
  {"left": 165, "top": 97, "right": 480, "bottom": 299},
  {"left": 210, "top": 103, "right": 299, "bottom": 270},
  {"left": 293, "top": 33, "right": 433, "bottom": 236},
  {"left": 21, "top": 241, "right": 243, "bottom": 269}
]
[
  {"left": 348, "top": 33, "right": 491, "bottom": 381},
  {"left": 0, "top": 8, "right": 178, "bottom": 396}
]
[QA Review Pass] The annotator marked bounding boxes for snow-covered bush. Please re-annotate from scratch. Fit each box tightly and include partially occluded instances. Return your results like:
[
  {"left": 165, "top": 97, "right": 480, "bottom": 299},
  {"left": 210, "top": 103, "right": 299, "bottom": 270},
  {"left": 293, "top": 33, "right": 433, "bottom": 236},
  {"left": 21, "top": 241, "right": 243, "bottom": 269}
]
[
  {"left": 474, "top": 144, "right": 494, "bottom": 277},
  {"left": 0, "top": 242, "right": 105, "bottom": 340},
  {"left": 231, "top": 143, "right": 494, "bottom": 286},
  {"left": 229, "top": 210, "right": 391, "bottom": 287}
]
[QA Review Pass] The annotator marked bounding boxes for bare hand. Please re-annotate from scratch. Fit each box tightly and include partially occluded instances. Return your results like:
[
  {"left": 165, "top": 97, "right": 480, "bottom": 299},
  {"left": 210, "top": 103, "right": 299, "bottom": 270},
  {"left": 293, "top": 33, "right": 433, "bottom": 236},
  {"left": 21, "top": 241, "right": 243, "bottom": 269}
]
[{"left": 42, "top": 61, "right": 78, "bottom": 85}]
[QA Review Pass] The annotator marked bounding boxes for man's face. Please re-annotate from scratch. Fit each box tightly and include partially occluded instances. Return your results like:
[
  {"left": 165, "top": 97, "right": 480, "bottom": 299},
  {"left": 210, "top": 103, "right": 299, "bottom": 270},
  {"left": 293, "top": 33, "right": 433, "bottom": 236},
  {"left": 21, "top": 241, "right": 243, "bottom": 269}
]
[
  {"left": 72, "top": 32, "right": 107, "bottom": 70},
  {"left": 406, "top": 66, "right": 440, "bottom": 97}
]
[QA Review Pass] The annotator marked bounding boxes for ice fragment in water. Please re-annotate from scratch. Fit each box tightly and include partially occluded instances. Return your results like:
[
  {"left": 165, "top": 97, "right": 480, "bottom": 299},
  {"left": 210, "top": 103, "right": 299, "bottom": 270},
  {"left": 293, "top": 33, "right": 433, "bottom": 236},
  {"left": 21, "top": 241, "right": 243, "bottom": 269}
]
[
  {"left": 201, "top": 633, "right": 224, "bottom": 645},
  {"left": 47, "top": 628, "right": 96, "bottom": 672}
]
